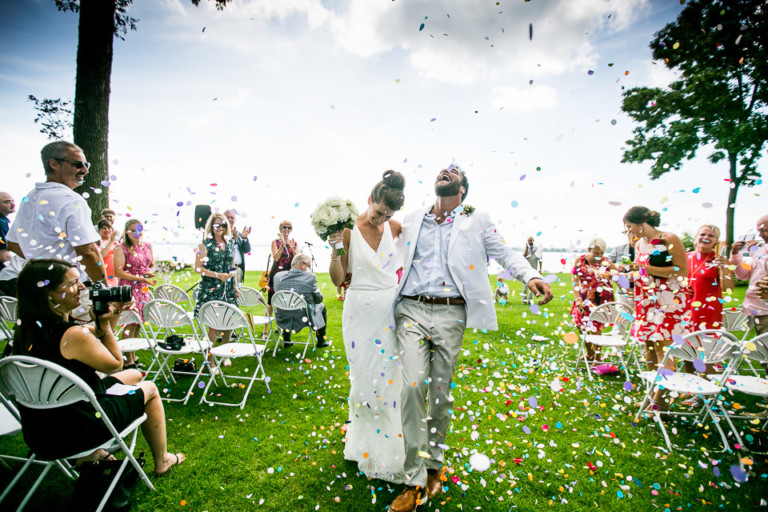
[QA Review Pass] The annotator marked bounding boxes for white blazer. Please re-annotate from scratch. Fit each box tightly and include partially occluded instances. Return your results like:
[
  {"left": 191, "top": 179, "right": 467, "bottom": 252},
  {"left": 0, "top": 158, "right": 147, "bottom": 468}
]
[{"left": 395, "top": 206, "right": 542, "bottom": 330}]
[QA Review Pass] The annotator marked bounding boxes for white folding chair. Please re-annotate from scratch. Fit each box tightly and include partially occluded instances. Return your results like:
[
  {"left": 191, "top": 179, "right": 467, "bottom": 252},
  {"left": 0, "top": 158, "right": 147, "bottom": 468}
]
[
  {"left": 708, "top": 332, "right": 768, "bottom": 449},
  {"left": 143, "top": 299, "right": 211, "bottom": 404},
  {"left": 271, "top": 290, "right": 317, "bottom": 358},
  {"left": 636, "top": 329, "right": 742, "bottom": 454},
  {"left": 153, "top": 284, "right": 194, "bottom": 307},
  {"left": 115, "top": 309, "right": 163, "bottom": 379},
  {"left": 197, "top": 301, "right": 270, "bottom": 408},
  {"left": 723, "top": 308, "right": 753, "bottom": 342},
  {"left": 0, "top": 296, "right": 18, "bottom": 344},
  {"left": 574, "top": 301, "right": 636, "bottom": 382},
  {"left": 236, "top": 286, "right": 276, "bottom": 351},
  {"left": 0, "top": 356, "right": 154, "bottom": 512},
  {"left": 0, "top": 391, "right": 78, "bottom": 510}
]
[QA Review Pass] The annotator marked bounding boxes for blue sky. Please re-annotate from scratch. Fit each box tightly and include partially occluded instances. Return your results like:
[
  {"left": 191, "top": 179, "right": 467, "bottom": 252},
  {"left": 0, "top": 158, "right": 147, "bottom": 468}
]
[{"left": 1, "top": 0, "right": 765, "bottom": 271}]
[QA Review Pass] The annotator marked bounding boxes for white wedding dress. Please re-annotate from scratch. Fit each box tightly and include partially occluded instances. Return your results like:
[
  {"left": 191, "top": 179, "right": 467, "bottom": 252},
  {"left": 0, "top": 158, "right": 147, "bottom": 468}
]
[{"left": 342, "top": 221, "right": 406, "bottom": 483}]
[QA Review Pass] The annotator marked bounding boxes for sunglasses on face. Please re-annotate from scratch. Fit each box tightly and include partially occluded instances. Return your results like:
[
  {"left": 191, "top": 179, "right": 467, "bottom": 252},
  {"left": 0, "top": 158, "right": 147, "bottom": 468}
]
[
  {"left": 212, "top": 222, "right": 228, "bottom": 230},
  {"left": 280, "top": 226, "right": 292, "bottom": 231},
  {"left": 55, "top": 158, "right": 91, "bottom": 169}
]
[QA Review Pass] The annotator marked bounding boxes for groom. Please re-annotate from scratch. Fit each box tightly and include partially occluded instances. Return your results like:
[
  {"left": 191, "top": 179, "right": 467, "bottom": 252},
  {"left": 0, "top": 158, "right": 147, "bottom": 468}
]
[{"left": 390, "top": 165, "right": 553, "bottom": 512}]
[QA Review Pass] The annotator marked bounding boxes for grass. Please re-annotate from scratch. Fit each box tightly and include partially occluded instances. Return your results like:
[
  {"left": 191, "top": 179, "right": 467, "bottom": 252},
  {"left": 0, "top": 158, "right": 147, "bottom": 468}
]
[{"left": 1, "top": 270, "right": 767, "bottom": 511}]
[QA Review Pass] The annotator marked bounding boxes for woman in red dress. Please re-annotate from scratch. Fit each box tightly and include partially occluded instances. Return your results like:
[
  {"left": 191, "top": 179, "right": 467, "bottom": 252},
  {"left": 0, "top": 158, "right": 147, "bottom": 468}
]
[
  {"left": 623, "top": 207, "right": 689, "bottom": 410},
  {"left": 686, "top": 225, "right": 734, "bottom": 330}
]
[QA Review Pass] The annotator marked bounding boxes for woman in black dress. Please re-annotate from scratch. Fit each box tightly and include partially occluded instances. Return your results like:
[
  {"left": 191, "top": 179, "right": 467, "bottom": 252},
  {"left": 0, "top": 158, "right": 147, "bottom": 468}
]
[{"left": 12, "top": 258, "right": 184, "bottom": 474}]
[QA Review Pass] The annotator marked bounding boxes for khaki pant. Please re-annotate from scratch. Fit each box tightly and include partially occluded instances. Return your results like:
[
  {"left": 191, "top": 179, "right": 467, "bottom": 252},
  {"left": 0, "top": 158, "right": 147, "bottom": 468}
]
[{"left": 395, "top": 298, "right": 467, "bottom": 488}]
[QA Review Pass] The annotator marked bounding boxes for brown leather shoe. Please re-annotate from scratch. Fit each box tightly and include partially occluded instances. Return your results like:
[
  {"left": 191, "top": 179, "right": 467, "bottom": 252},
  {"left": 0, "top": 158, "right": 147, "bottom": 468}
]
[
  {"left": 390, "top": 486, "right": 427, "bottom": 512},
  {"left": 426, "top": 470, "right": 444, "bottom": 499}
]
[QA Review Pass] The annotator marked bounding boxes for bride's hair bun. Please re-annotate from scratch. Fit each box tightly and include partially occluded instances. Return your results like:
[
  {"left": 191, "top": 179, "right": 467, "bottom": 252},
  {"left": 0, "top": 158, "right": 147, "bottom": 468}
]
[
  {"left": 381, "top": 170, "right": 405, "bottom": 191},
  {"left": 371, "top": 170, "right": 406, "bottom": 211}
]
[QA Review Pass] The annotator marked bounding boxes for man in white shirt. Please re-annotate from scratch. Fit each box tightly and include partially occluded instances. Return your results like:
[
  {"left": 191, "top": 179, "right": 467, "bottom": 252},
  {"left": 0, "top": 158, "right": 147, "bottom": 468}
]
[
  {"left": 224, "top": 209, "right": 251, "bottom": 284},
  {"left": 390, "top": 165, "right": 552, "bottom": 512},
  {"left": 7, "top": 141, "right": 105, "bottom": 285}
]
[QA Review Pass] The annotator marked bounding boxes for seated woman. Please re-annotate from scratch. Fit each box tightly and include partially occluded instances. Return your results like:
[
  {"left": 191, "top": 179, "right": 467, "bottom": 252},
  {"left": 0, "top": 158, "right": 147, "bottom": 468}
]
[
  {"left": 12, "top": 258, "right": 184, "bottom": 474},
  {"left": 571, "top": 237, "right": 617, "bottom": 362}
]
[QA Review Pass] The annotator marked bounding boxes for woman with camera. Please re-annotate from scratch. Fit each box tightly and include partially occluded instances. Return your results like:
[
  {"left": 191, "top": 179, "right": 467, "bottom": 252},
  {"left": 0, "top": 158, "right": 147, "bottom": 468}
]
[
  {"left": 12, "top": 258, "right": 184, "bottom": 473},
  {"left": 114, "top": 219, "right": 156, "bottom": 368}
]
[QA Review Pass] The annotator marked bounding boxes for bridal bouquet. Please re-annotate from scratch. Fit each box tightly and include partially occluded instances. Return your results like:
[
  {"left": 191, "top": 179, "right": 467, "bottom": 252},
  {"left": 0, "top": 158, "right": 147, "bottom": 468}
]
[{"left": 310, "top": 197, "right": 359, "bottom": 255}]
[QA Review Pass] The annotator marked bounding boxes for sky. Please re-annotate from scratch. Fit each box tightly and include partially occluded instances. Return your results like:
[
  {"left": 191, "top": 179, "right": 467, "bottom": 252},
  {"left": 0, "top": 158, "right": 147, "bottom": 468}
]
[{"left": 1, "top": 0, "right": 765, "bottom": 273}]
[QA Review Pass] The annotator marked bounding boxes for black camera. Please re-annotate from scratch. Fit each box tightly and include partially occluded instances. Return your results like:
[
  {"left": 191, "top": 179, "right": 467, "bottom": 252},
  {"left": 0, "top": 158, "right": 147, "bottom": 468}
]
[{"left": 89, "top": 282, "right": 132, "bottom": 316}]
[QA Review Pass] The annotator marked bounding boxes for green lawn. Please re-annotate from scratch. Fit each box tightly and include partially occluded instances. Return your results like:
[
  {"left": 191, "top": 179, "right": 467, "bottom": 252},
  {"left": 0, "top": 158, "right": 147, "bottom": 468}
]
[{"left": 1, "top": 270, "right": 766, "bottom": 511}]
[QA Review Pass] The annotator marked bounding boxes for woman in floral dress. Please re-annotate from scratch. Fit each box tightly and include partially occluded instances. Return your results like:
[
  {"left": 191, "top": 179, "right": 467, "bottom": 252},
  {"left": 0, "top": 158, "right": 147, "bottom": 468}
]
[
  {"left": 571, "top": 237, "right": 616, "bottom": 361},
  {"left": 194, "top": 212, "right": 239, "bottom": 369},
  {"left": 114, "top": 219, "right": 156, "bottom": 367},
  {"left": 623, "top": 206, "right": 689, "bottom": 410}
]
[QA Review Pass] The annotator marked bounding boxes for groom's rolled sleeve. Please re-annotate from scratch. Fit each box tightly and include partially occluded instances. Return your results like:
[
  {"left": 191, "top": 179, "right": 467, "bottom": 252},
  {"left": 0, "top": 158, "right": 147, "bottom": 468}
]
[{"left": 482, "top": 215, "right": 543, "bottom": 285}]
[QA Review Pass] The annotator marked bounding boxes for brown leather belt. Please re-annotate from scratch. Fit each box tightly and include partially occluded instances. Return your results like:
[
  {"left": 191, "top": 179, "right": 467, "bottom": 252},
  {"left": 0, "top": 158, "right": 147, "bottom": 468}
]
[{"left": 403, "top": 295, "right": 466, "bottom": 306}]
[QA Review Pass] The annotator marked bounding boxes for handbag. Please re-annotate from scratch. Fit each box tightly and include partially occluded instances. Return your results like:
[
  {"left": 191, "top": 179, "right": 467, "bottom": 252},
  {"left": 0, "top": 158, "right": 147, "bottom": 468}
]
[
  {"left": 68, "top": 452, "right": 145, "bottom": 512},
  {"left": 172, "top": 358, "right": 197, "bottom": 376},
  {"left": 159, "top": 334, "right": 184, "bottom": 351}
]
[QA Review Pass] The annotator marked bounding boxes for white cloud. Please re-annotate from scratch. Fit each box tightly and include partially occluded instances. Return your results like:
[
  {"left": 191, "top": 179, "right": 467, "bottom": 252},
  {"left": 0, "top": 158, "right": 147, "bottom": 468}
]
[{"left": 490, "top": 85, "right": 558, "bottom": 113}]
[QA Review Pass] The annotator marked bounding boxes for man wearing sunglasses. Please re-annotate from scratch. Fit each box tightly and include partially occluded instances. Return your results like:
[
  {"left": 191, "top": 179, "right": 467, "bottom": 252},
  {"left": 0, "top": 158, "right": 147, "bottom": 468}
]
[
  {"left": 0, "top": 191, "right": 15, "bottom": 270},
  {"left": 7, "top": 141, "right": 106, "bottom": 287}
]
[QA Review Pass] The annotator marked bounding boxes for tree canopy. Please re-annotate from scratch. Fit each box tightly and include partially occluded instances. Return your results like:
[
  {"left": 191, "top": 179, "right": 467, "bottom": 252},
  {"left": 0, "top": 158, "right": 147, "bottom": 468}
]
[
  {"left": 621, "top": 0, "right": 768, "bottom": 249},
  {"left": 40, "top": 0, "right": 231, "bottom": 222}
]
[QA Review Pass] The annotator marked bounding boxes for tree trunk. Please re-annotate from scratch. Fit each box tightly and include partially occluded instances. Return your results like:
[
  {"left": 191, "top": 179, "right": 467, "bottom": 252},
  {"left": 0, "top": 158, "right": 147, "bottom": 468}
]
[
  {"left": 725, "top": 152, "right": 740, "bottom": 256},
  {"left": 73, "top": 0, "right": 116, "bottom": 223}
]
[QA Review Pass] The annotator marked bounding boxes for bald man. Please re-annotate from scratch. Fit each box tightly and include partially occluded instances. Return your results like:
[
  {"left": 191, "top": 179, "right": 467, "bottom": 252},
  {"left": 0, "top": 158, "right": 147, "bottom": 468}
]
[
  {"left": 730, "top": 214, "right": 768, "bottom": 335},
  {"left": 0, "top": 191, "right": 15, "bottom": 268}
]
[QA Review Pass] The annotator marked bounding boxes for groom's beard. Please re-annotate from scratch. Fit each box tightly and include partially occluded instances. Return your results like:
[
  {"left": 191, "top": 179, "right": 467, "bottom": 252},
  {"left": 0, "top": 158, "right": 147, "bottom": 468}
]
[{"left": 435, "top": 180, "right": 462, "bottom": 197}]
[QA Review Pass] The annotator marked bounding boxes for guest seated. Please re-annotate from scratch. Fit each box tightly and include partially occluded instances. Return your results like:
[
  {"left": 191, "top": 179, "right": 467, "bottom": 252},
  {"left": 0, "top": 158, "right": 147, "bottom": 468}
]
[
  {"left": 494, "top": 276, "right": 510, "bottom": 303},
  {"left": 571, "top": 237, "right": 616, "bottom": 361},
  {"left": 273, "top": 253, "right": 329, "bottom": 348},
  {"left": 12, "top": 258, "right": 184, "bottom": 473}
]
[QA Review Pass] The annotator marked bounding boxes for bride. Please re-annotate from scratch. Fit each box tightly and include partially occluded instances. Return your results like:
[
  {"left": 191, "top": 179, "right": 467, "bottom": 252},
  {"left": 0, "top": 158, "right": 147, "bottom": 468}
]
[{"left": 328, "top": 170, "right": 406, "bottom": 483}]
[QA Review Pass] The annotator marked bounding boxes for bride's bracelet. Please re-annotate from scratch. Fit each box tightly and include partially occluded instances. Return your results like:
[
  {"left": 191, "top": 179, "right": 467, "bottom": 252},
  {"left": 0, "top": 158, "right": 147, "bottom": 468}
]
[{"left": 330, "top": 256, "right": 341, "bottom": 262}]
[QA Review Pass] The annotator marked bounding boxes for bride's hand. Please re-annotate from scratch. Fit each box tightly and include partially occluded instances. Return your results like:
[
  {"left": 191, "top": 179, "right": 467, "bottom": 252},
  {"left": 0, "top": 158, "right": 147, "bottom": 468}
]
[{"left": 328, "top": 231, "right": 343, "bottom": 247}]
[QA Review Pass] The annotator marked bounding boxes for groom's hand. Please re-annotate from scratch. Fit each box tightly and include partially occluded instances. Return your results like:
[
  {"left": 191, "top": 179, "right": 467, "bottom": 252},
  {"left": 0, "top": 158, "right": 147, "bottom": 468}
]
[{"left": 527, "top": 278, "right": 553, "bottom": 305}]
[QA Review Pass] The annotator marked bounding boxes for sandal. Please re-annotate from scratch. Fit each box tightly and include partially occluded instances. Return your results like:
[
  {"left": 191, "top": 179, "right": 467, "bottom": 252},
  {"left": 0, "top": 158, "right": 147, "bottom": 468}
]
[{"left": 156, "top": 452, "right": 186, "bottom": 476}]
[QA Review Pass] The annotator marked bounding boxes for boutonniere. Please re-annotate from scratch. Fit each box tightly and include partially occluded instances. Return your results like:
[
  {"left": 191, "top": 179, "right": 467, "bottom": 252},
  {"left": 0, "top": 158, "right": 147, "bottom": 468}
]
[{"left": 459, "top": 204, "right": 475, "bottom": 216}]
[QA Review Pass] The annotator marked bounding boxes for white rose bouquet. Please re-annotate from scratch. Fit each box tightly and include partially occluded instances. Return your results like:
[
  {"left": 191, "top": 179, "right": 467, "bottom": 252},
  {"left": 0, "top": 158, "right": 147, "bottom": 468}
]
[{"left": 310, "top": 197, "right": 359, "bottom": 255}]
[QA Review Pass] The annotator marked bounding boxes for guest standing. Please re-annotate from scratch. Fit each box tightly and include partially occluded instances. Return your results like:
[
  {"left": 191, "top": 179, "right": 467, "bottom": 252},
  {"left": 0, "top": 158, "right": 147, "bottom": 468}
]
[
  {"left": 98, "top": 219, "right": 118, "bottom": 287},
  {"left": 623, "top": 206, "right": 689, "bottom": 410},
  {"left": 686, "top": 225, "right": 734, "bottom": 330},
  {"left": 194, "top": 213, "right": 239, "bottom": 370},
  {"left": 522, "top": 236, "right": 543, "bottom": 303},
  {"left": 729, "top": 214, "right": 768, "bottom": 335},
  {"left": 114, "top": 219, "right": 156, "bottom": 368},
  {"left": 224, "top": 209, "right": 251, "bottom": 284},
  {"left": 266, "top": 220, "right": 298, "bottom": 320}
]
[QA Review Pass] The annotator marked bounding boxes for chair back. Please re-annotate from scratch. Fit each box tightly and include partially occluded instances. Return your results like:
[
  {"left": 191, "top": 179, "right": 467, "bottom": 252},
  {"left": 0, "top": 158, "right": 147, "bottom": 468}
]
[
  {"left": 666, "top": 329, "right": 739, "bottom": 365},
  {"left": 236, "top": 287, "right": 265, "bottom": 308},
  {"left": 722, "top": 309, "right": 752, "bottom": 340},
  {"left": 271, "top": 290, "right": 308, "bottom": 311},
  {"left": 0, "top": 391, "right": 21, "bottom": 436},
  {"left": 587, "top": 301, "right": 634, "bottom": 330},
  {"left": 0, "top": 356, "right": 91, "bottom": 410},
  {"left": 0, "top": 296, "right": 18, "bottom": 340},
  {"left": 154, "top": 284, "right": 194, "bottom": 308},
  {"left": 143, "top": 299, "right": 203, "bottom": 349},
  {"left": 199, "top": 301, "right": 251, "bottom": 332},
  {"left": 741, "top": 331, "right": 768, "bottom": 365},
  {"left": 115, "top": 309, "right": 150, "bottom": 338}
]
